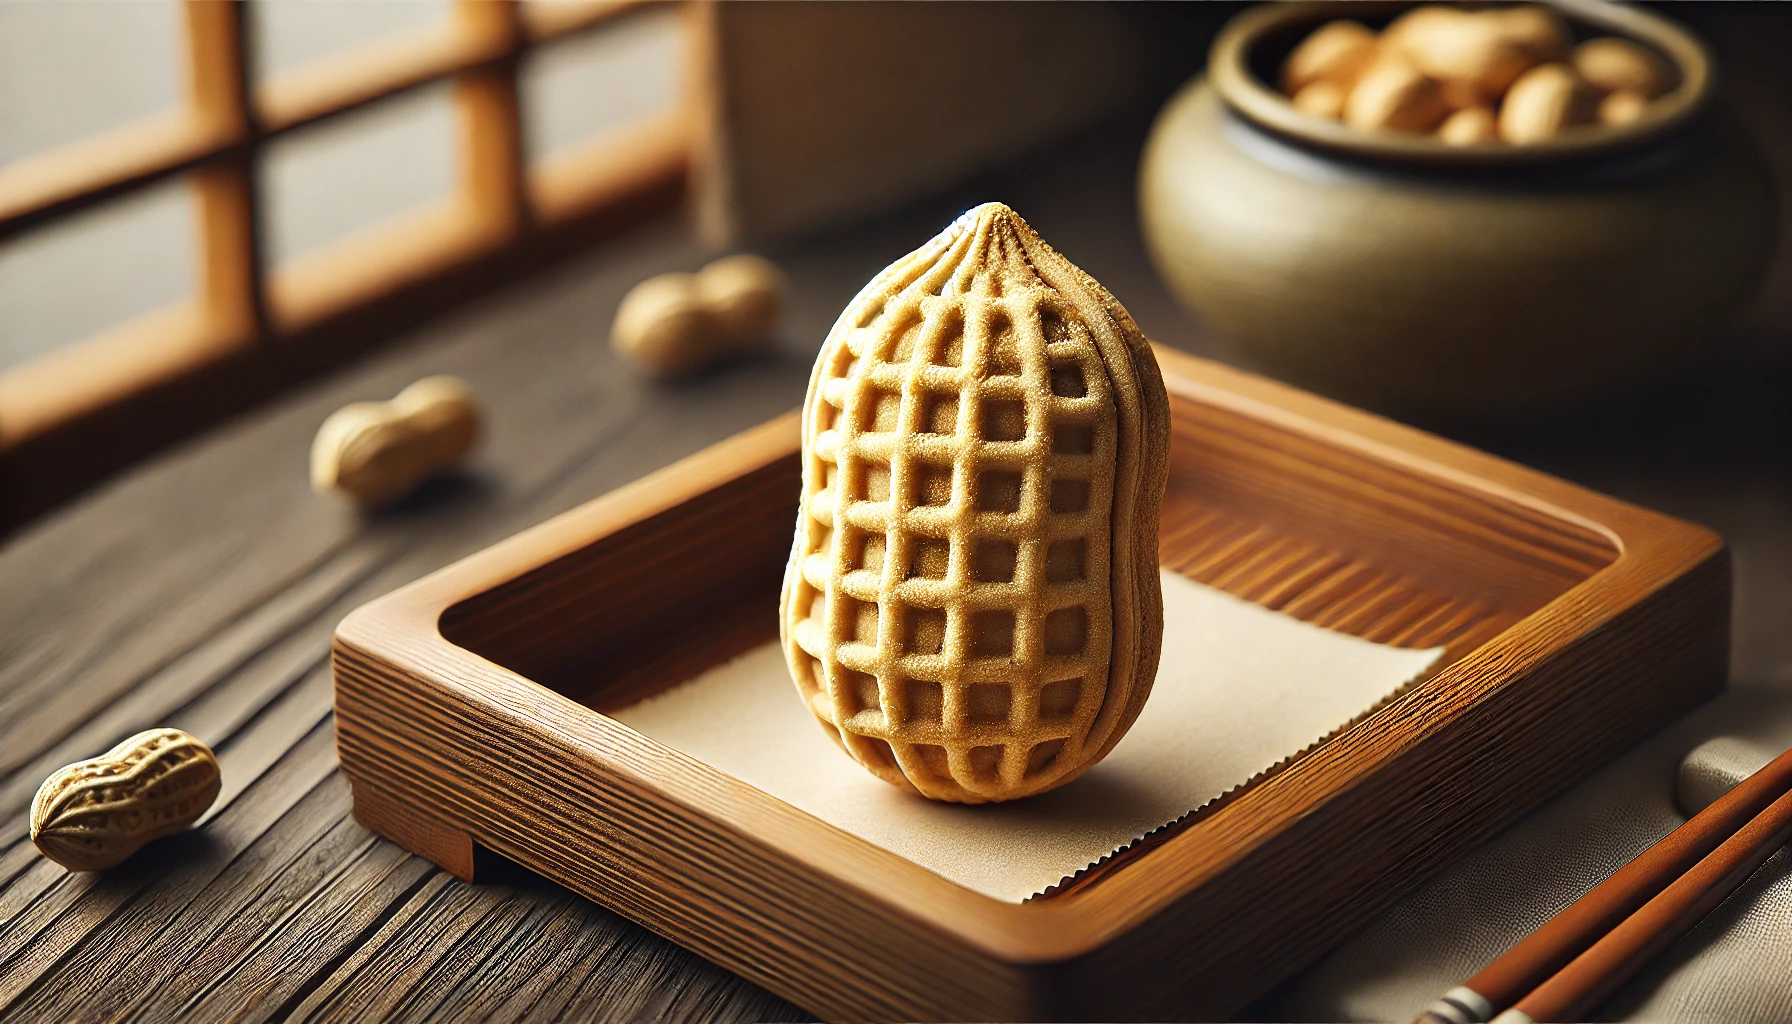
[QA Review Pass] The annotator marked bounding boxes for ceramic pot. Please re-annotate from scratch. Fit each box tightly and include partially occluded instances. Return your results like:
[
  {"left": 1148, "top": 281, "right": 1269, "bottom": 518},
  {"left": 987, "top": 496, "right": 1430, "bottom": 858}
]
[{"left": 1139, "top": 2, "right": 1778, "bottom": 419}]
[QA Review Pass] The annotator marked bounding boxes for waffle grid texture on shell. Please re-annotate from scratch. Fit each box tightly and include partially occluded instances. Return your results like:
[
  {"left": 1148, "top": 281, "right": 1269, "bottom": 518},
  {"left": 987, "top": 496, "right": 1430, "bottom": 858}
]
[{"left": 781, "top": 202, "right": 1170, "bottom": 803}]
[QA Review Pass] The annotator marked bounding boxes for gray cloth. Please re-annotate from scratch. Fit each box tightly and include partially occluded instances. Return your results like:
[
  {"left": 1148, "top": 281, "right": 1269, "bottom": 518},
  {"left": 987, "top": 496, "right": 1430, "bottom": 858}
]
[{"left": 1267, "top": 686, "right": 1792, "bottom": 1023}]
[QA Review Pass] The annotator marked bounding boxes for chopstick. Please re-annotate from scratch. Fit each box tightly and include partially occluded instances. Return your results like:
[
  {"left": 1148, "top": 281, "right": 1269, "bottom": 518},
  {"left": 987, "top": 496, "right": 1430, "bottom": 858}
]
[
  {"left": 1489, "top": 783, "right": 1792, "bottom": 1024},
  {"left": 1413, "top": 743, "right": 1792, "bottom": 1024}
]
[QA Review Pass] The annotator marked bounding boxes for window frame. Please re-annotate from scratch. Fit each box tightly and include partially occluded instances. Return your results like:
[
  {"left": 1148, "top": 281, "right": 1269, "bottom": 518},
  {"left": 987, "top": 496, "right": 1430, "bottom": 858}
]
[{"left": 0, "top": 0, "right": 690, "bottom": 531}]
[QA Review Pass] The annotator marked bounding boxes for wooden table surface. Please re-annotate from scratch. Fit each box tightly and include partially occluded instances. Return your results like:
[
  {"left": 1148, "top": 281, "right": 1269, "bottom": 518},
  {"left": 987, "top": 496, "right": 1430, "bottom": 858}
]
[{"left": 2, "top": 114, "right": 1787, "bottom": 1023}]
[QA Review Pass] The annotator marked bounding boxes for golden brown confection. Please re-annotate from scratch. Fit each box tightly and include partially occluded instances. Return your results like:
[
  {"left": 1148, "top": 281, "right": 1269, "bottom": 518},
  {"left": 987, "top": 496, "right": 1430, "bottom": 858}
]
[{"left": 781, "top": 202, "right": 1170, "bottom": 803}]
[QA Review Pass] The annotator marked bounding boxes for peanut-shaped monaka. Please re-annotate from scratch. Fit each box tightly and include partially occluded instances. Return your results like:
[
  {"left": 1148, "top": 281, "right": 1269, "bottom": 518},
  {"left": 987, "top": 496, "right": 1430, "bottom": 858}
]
[
  {"left": 310, "top": 376, "right": 480, "bottom": 508},
  {"left": 611, "top": 255, "right": 787, "bottom": 379},
  {"left": 781, "top": 203, "right": 1170, "bottom": 803},
  {"left": 32, "top": 728, "right": 222, "bottom": 871}
]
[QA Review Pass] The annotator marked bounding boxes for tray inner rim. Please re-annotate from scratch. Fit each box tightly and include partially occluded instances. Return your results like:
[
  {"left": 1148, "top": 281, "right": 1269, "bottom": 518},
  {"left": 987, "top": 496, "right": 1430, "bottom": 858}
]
[{"left": 434, "top": 394, "right": 1624, "bottom": 899}]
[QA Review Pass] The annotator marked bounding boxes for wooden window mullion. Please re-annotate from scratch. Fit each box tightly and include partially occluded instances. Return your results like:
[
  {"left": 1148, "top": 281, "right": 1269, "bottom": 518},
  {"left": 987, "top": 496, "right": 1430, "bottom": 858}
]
[
  {"left": 183, "top": 0, "right": 268, "bottom": 344},
  {"left": 455, "top": 0, "right": 529, "bottom": 243},
  {"left": 2, "top": 0, "right": 687, "bottom": 534}
]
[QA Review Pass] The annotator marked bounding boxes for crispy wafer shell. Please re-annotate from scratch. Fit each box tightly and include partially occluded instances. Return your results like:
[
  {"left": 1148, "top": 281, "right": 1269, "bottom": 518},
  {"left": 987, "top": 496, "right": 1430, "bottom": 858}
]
[{"left": 781, "top": 202, "right": 1170, "bottom": 803}]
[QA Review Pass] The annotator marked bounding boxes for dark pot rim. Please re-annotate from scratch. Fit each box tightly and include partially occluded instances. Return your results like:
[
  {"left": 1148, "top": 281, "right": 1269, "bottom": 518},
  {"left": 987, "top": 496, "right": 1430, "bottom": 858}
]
[{"left": 1208, "top": 0, "right": 1713, "bottom": 167}]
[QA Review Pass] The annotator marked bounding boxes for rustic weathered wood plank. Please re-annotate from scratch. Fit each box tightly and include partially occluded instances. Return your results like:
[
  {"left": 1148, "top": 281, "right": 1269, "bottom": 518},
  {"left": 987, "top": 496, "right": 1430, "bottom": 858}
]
[
  {"left": 168, "top": 848, "right": 436, "bottom": 1022},
  {"left": 10, "top": 771, "right": 376, "bottom": 1020},
  {"left": 0, "top": 721, "right": 340, "bottom": 1010}
]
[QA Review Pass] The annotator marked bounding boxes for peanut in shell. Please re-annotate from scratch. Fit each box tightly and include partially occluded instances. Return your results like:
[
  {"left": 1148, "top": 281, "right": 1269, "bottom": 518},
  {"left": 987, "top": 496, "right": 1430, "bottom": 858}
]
[{"left": 31, "top": 728, "right": 221, "bottom": 871}]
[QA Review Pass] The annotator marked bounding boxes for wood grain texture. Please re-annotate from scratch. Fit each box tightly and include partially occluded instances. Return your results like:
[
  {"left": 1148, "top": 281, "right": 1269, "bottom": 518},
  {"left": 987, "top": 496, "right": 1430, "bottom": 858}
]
[
  {"left": 332, "top": 345, "right": 1729, "bottom": 1021},
  {"left": 1, "top": 86, "right": 1785, "bottom": 1022},
  {"left": 352, "top": 783, "right": 476, "bottom": 883},
  {"left": 0, "top": 214, "right": 809, "bottom": 1024}
]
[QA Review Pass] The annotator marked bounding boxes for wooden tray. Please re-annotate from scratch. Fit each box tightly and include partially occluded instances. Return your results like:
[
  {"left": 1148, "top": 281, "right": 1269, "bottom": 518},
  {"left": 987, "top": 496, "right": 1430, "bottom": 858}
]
[{"left": 332, "top": 347, "right": 1728, "bottom": 1022}]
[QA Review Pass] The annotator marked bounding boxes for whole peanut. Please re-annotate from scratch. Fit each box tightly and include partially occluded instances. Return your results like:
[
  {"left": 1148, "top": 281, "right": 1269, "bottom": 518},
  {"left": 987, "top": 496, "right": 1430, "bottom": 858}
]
[
  {"left": 1282, "top": 20, "right": 1379, "bottom": 93},
  {"left": 1280, "top": 6, "right": 1669, "bottom": 149},
  {"left": 1438, "top": 106, "right": 1498, "bottom": 146},
  {"left": 1598, "top": 88, "right": 1649, "bottom": 126},
  {"left": 32, "top": 728, "right": 221, "bottom": 871},
  {"left": 1345, "top": 57, "right": 1448, "bottom": 134},
  {"left": 612, "top": 254, "right": 787, "bottom": 379},
  {"left": 1292, "top": 79, "right": 1349, "bottom": 120},
  {"left": 311, "top": 376, "right": 480, "bottom": 508},
  {"left": 1498, "top": 63, "right": 1596, "bottom": 144},
  {"left": 1572, "top": 37, "right": 1669, "bottom": 98},
  {"left": 611, "top": 273, "right": 716, "bottom": 379},
  {"left": 694, "top": 255, "right": 787, "bottom": 345},
  {"left": 393, "top": 376, "right": 480, "bottom": 468}
]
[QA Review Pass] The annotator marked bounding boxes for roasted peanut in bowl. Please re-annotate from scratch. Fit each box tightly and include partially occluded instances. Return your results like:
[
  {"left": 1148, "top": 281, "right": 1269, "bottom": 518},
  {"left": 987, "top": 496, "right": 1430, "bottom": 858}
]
[
  {"left": 1137, "top": 1, "right": 1776, "bottom": 418},
  {"left": 1279, "top": 4, "right": 1675, "bottom": 147}
]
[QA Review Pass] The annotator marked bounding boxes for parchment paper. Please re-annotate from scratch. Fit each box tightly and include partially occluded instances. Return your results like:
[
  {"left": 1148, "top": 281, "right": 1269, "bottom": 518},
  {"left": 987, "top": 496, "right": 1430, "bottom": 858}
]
[{"left": 613, "top": 569, "right": 1443, "bottom": 903}]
